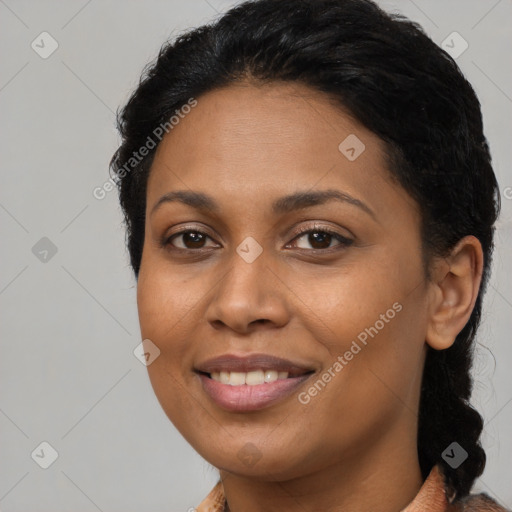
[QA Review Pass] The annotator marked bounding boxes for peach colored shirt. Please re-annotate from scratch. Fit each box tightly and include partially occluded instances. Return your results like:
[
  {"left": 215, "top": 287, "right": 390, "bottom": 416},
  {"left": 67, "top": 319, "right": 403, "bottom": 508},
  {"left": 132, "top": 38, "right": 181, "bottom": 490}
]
[{"left": 196, "top": 465, "right": 509, "bottom": 512}]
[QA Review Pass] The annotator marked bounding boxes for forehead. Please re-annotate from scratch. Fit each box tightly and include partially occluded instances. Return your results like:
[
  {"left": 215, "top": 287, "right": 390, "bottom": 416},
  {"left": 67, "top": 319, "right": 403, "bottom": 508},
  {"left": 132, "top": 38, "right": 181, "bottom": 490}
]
[
  {"left": 146, "top": 80, "right": 416, "bottom": 222},
  {"left": 151, "top": 80, "right": 378, "bottom": 165}
]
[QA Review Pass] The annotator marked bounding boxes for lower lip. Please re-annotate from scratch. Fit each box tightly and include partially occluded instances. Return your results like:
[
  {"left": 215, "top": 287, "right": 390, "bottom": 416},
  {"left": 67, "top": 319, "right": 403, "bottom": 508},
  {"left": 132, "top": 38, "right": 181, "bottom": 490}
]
[{"left": 198, "top": 373, "right": 312, "bottom": 412}]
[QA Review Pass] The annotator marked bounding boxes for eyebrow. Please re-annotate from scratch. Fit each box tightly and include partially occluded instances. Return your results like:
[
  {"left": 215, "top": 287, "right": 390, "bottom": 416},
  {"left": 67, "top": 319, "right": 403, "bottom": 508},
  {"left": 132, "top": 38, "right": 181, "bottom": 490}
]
[{"left": 151, "top": 189, "right": 375, "bottom": 219}]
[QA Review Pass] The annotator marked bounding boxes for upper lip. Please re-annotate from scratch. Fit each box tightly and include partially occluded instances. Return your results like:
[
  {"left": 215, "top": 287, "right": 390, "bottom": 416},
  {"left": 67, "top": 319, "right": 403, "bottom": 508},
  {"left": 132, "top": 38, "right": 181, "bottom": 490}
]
[{"left": 195, "top": 353, "right": 315, "bottom": 376}]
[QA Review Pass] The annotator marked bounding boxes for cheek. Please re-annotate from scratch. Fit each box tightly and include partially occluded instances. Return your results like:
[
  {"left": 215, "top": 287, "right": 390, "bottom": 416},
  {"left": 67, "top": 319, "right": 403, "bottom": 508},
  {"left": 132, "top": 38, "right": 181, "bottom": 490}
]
[
  {"left": 136, "top": 256, "right": 209, "bottom": 404},
  {"left": 300, "top": 257, "right": 421, "bottom": 354},
  {"left": 137, "top": 255, "right": 200, "bottom": 342},
  {"left": 301, "top": 253, "right": 427, "bottom": 410},
  {"left": 136, "top": 259, "right": 207, "bottom": 429}
]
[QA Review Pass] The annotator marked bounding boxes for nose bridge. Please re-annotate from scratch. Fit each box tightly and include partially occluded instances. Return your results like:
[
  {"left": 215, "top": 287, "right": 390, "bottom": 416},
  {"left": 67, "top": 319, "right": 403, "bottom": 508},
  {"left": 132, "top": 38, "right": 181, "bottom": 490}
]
[
  {"left": 206, "top": 240, "right": 288, "bottom": 332},
  {"left": 219, "top": 244, "right": 269, "bottom": 310}
]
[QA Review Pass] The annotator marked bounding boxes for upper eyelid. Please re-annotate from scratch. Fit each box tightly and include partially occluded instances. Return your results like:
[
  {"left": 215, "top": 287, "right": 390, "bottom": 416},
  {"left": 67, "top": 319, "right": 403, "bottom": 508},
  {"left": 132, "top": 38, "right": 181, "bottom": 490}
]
[
  {"left": 166, "top": 223, "right": 352, "bottom": 247},
  {"left": 291, "top": 223, "right": 351, "bottom": 238}
]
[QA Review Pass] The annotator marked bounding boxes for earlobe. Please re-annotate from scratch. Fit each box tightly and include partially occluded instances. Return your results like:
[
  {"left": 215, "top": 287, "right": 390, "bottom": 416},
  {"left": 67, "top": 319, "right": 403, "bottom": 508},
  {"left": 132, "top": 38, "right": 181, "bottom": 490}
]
[{"left": 425, "top": 236, "right": 484, "bottom": 351}]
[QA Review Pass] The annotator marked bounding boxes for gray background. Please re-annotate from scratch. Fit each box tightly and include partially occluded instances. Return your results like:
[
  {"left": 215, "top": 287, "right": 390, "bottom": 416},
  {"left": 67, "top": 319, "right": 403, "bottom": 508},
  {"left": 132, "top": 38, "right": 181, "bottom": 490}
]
[{"left": 1, "top": 0, "right": 511, "bottom": 510}]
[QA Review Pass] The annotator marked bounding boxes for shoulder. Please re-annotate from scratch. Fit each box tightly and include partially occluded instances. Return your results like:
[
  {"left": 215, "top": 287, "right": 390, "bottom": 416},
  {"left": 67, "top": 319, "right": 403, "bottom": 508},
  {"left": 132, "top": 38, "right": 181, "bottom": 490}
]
[{"left": 454, "top": 492, "right": 511, "bottom": 512}]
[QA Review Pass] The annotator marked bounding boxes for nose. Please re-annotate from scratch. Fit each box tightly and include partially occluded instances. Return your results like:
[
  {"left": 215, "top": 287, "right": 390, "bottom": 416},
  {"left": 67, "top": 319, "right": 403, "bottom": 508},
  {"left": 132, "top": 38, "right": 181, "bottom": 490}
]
[{"left": 205, "top": 248, "right": 290, "bottom": 335}]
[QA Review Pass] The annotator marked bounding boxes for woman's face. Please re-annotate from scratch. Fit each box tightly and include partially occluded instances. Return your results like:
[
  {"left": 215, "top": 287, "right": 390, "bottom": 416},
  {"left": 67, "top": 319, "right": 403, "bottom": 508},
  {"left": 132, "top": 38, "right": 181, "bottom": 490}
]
[{"left": 137, "top": 81, "right": 431, "bottom": 479}]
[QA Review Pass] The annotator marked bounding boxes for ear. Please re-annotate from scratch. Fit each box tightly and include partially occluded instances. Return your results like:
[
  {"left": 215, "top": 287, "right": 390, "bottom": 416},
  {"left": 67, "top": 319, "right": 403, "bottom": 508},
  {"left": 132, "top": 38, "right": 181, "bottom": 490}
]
[{"left": 426, "top": 236, "right": 484, "bottom": 351}]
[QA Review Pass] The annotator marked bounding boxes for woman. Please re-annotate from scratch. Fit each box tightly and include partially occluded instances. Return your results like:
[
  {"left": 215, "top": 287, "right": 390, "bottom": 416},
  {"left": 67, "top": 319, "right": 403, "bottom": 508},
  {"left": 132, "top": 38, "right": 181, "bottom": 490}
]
[{"left": 110, "top": 0, "right": 509, "bottom": 510}]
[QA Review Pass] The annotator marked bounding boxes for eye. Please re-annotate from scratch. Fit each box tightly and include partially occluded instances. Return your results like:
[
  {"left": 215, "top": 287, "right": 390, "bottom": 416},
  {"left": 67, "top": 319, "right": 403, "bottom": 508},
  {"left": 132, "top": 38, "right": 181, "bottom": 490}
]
[
  {"left": 286, "top": 225, "right": 353, "bottom": 251},
  {"left": 163, "top": 224, "right": 353, "bottom": 253},
  {"left": 164, "top": 229, "right": 219, "bottom": 250}
]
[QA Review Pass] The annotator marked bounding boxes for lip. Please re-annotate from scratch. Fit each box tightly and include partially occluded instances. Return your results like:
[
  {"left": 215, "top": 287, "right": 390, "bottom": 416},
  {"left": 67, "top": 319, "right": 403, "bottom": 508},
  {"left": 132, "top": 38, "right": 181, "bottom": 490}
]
[
  {"left": 198, "top": 373, "right": 312, "bottom": 412},
  {"left": 195, "top": 353, "right": 315, "bottom": 412},
  {"left": 195, "top": 353, "right": 314, "bottom": 375}
]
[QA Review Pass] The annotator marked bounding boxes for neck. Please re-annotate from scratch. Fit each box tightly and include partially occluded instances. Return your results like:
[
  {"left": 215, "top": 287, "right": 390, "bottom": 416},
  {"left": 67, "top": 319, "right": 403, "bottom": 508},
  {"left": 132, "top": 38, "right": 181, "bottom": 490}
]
[{"left": 219, "top": 423, "right": 423, "bottom": 512}]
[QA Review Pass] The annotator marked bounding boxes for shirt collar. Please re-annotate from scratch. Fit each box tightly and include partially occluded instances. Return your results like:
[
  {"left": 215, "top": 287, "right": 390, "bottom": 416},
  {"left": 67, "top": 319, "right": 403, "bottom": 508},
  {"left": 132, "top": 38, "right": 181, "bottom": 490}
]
[{"left": 196, "top": 464, "right": 450, "bottom": 512}]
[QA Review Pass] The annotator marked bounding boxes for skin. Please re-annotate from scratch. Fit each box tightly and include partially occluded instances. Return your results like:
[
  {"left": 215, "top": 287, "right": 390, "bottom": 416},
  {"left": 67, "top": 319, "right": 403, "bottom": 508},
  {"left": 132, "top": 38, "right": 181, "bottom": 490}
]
[{"left": 136, "top": 80, "right": 483, "bottom": 512}]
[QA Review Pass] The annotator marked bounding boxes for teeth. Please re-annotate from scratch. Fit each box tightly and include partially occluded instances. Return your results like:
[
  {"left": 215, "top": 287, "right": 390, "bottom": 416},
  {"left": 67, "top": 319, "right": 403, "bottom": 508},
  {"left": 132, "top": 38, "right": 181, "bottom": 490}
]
[
  {"left": 210, "top": 369, "right": 290, "bottom": 385},
  {"left": 246, "top": 370, "right": 265, "bottom": 385},
  {"left": 229, "top": 372, "right": 246, "bottom": 386},
  {"left": 264, "top": 370, "right": 278, "bottom": 382}
]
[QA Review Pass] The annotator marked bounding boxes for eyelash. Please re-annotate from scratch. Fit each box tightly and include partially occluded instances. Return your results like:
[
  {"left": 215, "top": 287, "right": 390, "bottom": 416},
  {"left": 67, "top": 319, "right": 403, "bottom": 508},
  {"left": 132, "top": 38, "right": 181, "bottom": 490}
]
[{"left": 163, "top": 224, "right": 353, "bottom": 253}]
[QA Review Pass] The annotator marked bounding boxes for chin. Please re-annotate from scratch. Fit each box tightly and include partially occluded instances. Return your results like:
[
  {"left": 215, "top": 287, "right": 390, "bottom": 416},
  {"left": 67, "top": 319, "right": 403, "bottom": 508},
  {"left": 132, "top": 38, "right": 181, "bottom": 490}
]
[{"left": 198, "top": 440, "right": 311, "bottom": 481}]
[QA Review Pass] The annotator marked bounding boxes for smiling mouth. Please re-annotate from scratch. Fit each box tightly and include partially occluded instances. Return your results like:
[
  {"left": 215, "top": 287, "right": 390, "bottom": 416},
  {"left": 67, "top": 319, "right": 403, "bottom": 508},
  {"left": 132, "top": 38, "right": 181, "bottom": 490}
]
[
  {"left": 194, "top": 353, "right": 316, "bottom": 411},
  {"left": 197, "top": 370, "right": 314, "bottom": 412},
  {"left": 199, "top": 369, "right": 313, "bottom": 386},
  {"left": 194, "top": 354, "right": 315, "bottom": 411},
  {"left": 198, "top": 370, "right": 314, "bottom": 386}
]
